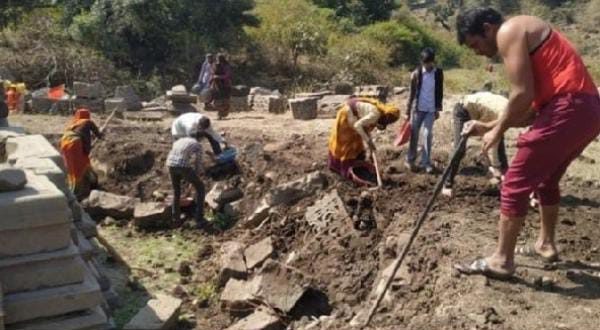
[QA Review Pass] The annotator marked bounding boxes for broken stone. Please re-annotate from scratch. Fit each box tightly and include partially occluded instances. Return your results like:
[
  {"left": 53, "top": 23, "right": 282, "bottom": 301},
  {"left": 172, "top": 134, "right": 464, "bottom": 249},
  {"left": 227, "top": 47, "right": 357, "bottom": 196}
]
[
  {"left": 244, "top": 237, "right": 274, "bottom": 270},
  {"left": 266, "top": 171, "right": 327, "bottom": 207},
  {"left": 206, "top": 183, "right": 244, "bottom": 210},
  {"left": 219, "top": 242, "right": 247, "bottom": 286},
  {"left": 244, "top": 201, "right": 271, "bottom": 228},
  {"left": 223, "top": 200, "right": 243, "bottom": 219},
  {"left": 289, "top": 98, "right": 318, "bottom": 120},
  {"left": 304, "top": 189, "right": 349, "bottom": 232},
  {"left": 83, "top": 190, "right": 136, "bottom": 220},
  {"left": 133, "top": 202, "right": 171, "bottom": 229},
  {"left": 225, "top": 307, "right": 281, "bottom": 330},
  {"left": 73, "top": 81, "right": 104, "bottom": 99},
  {"left": 252, "top": 95, "right": 287, "bottom": 113},
  {"left": 249, "top": 87, "right": 273, "bottom": 95},
  {"left": 220, "top": 277, "right": 262, "bottom": 311},
  {"left": 0, "top": 164, "right": 27, "bottom": 191},
  {"left": 123, "top": 294, "right": 182, "bottom": 330},
  {"left": 114, "top": 85, "right": 142, "bottom": 111},
  {"left": 255, "top": 261, "right": 306, "bottom": 313}
]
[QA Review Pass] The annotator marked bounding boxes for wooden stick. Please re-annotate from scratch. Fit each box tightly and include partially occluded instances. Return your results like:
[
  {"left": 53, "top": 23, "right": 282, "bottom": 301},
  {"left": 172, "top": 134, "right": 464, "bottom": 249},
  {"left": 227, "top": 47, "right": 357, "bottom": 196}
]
[{"left": 372, "top": 152, "right": 383, "bottom": 188}]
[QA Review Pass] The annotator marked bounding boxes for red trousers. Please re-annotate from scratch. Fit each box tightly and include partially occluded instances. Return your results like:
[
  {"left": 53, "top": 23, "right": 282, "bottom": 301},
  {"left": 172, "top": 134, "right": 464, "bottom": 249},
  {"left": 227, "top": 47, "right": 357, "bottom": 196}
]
[{"left": 501, "top": 93, "right": 600, "bottom": 217}]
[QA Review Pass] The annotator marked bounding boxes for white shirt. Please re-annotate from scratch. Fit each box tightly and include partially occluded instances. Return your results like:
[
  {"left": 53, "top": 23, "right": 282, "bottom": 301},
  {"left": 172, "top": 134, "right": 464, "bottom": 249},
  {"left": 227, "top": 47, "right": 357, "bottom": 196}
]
[
  {"left": 171, "top": 112, "right": 225, "bottom": 144},
  {"left": 417, "top": 67, "right": 436, "bottom": 113},
  {"left": 462, "top": 91, "right": 507, "bottom": 122}
]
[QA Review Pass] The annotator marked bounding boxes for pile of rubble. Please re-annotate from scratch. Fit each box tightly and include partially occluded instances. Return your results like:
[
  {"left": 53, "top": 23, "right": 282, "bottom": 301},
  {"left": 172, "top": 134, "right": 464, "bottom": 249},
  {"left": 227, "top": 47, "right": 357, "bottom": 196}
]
[{"left": 0, "top": 128, "right": 115, "bottom": 330}]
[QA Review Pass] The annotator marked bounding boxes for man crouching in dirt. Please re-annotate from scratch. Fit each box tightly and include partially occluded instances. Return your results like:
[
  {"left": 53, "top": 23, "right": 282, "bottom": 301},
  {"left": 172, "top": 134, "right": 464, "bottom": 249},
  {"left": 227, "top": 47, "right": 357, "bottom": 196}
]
[
  {"left": 166, "top": 131, "right": 207, "bottom": 229},
  {"left": 442, "top": 91, "right": 509, "bottom": 198},
  {"left": 171, "top": 112, "right": 227, "bottom": 154},
  {"left": 454, "top": 7, "right": 600, "bottom": 279},
  {"left": 328, "top": 97, "right": 399, "bottom": 185}
]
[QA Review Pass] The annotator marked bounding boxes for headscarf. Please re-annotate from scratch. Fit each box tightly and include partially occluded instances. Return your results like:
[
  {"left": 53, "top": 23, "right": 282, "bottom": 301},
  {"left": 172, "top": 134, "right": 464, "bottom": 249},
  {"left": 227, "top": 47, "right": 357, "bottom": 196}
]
[
  {"left": 354, "top": 97, "right": 400, "bottom": 122},
  {"left": 66, "top": 108, "right": 92, "bottom": 131}
]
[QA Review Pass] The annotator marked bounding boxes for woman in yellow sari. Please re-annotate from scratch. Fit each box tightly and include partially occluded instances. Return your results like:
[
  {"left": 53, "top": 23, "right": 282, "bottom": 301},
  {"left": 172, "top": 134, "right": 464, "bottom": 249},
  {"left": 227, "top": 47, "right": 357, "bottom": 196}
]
[
  {"left": 60, "top": 108, "right": 103, "bottom": 200},
  {"left": 328, "top": 97, "right": 399, "bottom": 182}
]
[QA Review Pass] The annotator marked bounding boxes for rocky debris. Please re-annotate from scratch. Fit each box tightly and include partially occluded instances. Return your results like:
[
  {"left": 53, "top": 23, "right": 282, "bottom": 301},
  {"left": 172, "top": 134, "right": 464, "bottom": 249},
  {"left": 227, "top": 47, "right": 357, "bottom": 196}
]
[
  {"left": 245, "top": 172, "right": 327, "bottom": 228},
  {"left": 354, "top": 85, "right": 389, "bottom": 100},
  {"left": 114, "top": 85, "right": 142, "bottom": 111},
  {"left": 223, "top": 200, "right": 243, "bottom": 219},
  {"left": 206, "top": 183, "right": 244, "bottom": 210},
  {"left": 304, "top": 189, "right": 349, "bottom": 232},
  {"left": 0, "top": 164, "right": 27, "bottom": 192},
  {"left": 225, "top": 307, "right": 282, "bottom": 330},
  {"left": 266, "top": 171, "right": 327, "bottom": 206},
  {"left": 73, "top": 81, "right": 104, "bottom": 99},
  {"left": 244, "top": 237, "right": 274, "bottom": 270},
  {"left": 132, "top": 202, "right": 171, "bottom": 229},
  {"left": 289, "top": 98, "right": 318, "bottom": 120},
  {"left": 220, "top": 277, "right": 262, "bottom": 311},
  {"left": 83, "top": 190, "right": 136, "bottom": 220},
  {"left": 318, "top": 95, "right": 351, "bottom": 118},
  {"left": 123, "top": 294, "right": 182, "bottom": 330},
  {"left": 219, "top": 242, "right": 248, "bottom": 286}
]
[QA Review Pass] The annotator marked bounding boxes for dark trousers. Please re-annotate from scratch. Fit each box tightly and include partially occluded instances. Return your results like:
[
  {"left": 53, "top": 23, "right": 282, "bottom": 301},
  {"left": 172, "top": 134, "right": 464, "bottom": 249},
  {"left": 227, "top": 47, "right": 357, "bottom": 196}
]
[
  {"left": 446, "top": 103, "right": 508, "bottom": 187},
  {"left": 169, "top": 166, "right": 205, "bottom": 223}
]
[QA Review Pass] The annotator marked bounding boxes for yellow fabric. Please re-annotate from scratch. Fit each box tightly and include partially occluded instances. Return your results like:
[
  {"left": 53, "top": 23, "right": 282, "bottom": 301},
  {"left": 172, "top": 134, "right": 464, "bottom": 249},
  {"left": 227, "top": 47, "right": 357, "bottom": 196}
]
[{"left": 328, "top": 98, "right": 399, "bottom": 161}]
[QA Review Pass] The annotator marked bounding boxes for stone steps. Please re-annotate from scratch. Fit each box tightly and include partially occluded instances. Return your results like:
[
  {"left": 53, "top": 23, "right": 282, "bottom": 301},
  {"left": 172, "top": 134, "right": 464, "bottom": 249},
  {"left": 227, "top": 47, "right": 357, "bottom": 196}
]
[{"left": 6, "top": 307, "right": 107, "bottom": 330}]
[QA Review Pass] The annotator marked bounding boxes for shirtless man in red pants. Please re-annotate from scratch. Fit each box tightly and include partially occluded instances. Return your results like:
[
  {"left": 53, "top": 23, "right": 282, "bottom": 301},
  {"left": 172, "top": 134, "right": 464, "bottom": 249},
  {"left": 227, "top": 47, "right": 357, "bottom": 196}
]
[{"left": 454, "top": 7, "right": 600, "bottom": 279}]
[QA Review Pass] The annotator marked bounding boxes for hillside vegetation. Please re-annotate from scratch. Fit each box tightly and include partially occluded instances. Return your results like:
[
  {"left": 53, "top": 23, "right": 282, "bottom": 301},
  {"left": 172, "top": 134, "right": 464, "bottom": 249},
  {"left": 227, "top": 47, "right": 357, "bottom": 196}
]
[{"left": 1, "top": 0, "right": 599, "bottom": 97}]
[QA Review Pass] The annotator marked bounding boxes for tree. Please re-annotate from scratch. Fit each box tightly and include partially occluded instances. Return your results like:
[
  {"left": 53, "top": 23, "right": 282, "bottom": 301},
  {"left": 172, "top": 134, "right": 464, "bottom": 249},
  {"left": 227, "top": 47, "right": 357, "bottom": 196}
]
[
  {"left": 312, "top": 0, "right": 397, "bottom": 25},
  {"left": 0, "top": 0, "right": 55, "bottom": 28}
]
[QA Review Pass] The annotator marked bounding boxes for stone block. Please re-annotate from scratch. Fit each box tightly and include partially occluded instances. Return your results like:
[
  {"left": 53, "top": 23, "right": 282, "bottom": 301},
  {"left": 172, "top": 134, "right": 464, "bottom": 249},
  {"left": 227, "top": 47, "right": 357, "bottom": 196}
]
[
  {"left": 0, "top": 244, "right": 85, "bottom": 294},
  {"left": 219, "top": 242, "right": 247, "bottom": 286},
  {"left": 3, "top": 270, "right": 103, "bottom": 324},
  {"left": 86, "top": 260, "right": 110, "bottom": 292},
  {"left": 6, "top": 135, "right": 63, "bottom": 171},
  {"left": 0, "top": 222, "right": 71, "bottom": 258},
  {"left": 318, "top": 95, "right": 351, "bottom": 118},
  {"left": 133, "top": 202, "right": 171, "bottom": 229},
  {"left": 254, "top": 261, "right": 306, "bottom": 313},
  {"left": 72, "top": 97, "right": 104, "bottom": 113},
  {"left": 333, "top": 82, "right": 354, "bottom": 95},
  {"left": 6, "top": 306, "right": 107, "bottom": 330},
  {"left": 166, "top": 91, "right": 196, "bottom": 104},
  {"left": 244, "top": 237, "right": 274, "bottom": 270},
  {"left": 289, "top": 98, "right": 318, "bottom": 120},
  {"left": 73, "top": 82, "right": 104, "bottom": 100},
  {"left": 114, "top": 85, "right": 142, "bottom": 111},
  {"left": 231, "top": 85, "right": 250, "bottom": 97},
  {"left": 0, "top": 165, "right": 26, "bottom": 192},
  {"left": 304, "top": 189, "right": 350, "bottom": 232},
  {"left": 252, "top": 95, "right": 286, "bottom": 114},
  {"left": 249, "top": 87, "right": 272, "bottom": 95},
  {"left": 294, "top": 91, "right": 332, "bottom": 99},
  {"left": 354, "top": 85, "right": 389, "bottom": 101},
  {"left": 76, "top": 230, "right": 100, "bottom": 261},
  {"left": 230, "top": 96, "right": 250, "bottom": 112},
  {"left": 0, "top": 126, "right": 26, "bottom": 137},
  {"left": 15, "top": 157, "right": 66, "bottom": 194},
  {"left": 82, "top": 190, "right": 135, "bottom": 220},
  {"left": 123, "top": 294, "right": 182, "bottom": 330},
  {"left": 265, "top": 171, "right": 327, "bottom": 207},
  {"left": 0, "top": 172, "right": 69, "bottom": 232},
  {"left": 206, "top": 183, "right": 243, "bottom": 211},
  {"left": 220, "top": 277, "right": 262, "bottom": 311},
  {"left": 104, "top": 98, "right": 126, "bottom": 113},
  {"left": 225, "top": 307, "right": 281, "bottom": 330}
]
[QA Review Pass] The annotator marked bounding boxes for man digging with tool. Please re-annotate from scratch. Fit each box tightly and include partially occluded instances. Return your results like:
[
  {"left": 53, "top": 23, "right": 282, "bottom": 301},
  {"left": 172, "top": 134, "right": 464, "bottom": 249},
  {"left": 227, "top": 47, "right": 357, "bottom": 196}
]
[
  {"left": 171, "top": 112, "right": 227, "bottom": 155},
  {"left": 442, "top": 91, "right": 510, "bottom": 198},
  {"left": 454, "top": 7, "right": 600, "bottom": 279}
]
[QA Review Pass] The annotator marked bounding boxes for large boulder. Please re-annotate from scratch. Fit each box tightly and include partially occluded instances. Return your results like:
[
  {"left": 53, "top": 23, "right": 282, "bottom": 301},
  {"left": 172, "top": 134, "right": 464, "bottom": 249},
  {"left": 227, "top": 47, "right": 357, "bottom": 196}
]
[
  {"left": 83, "top": 190, "right": 136, "bottom": 220},
  {"left": 304, "top": 189, "right": 350, "bottom": 232},
  {"left": 133, "top": 202, "right": 171, "bottom": 229},
  {"left": 0, "top": 164, "right": 27, "bottom": 192}
]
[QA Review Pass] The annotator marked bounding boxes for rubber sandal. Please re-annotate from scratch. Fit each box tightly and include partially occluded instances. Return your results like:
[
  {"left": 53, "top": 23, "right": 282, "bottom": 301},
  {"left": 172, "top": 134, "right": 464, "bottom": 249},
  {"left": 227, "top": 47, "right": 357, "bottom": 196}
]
[
  {"left": 515, "top": 245, "right": 559, "bottom": 263},
  {"left": 454, "top": 258, "right": 514, "bottom": 280}
]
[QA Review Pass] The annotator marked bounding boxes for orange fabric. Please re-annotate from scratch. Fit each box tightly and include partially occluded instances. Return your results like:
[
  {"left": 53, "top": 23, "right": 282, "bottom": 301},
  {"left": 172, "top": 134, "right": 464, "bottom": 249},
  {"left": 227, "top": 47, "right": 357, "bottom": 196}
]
[
  {"left": 48, "top": 85, "right": 66, "bottom": 100},
  {"left": 66, "top": 108, "right": 92, "bottom": 131},
  {"left": 394, "top": 120, "right": 411, "bottom": 147},
  {"left": 60, "top": 135, "right": 91, "bottom": 194},
  {"left": 530, "top": 30, "right": 598, "bottom": 110},
  {"left": 328, "top": 106, "right": 372, "bottom": 162}
]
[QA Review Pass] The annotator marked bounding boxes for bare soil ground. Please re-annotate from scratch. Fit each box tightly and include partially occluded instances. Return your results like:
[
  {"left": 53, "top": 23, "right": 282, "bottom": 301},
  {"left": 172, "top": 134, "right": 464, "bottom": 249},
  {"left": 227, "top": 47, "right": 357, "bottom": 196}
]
[{"left": 9, "top": 103, "right": 600, "bottom": 330}]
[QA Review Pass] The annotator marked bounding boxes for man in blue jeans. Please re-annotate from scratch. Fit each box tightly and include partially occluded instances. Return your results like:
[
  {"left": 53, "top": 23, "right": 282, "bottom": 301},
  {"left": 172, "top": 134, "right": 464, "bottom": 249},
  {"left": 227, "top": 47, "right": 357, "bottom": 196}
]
[{"left": 405, "top": 48, "right": 444, "bottom": 173}]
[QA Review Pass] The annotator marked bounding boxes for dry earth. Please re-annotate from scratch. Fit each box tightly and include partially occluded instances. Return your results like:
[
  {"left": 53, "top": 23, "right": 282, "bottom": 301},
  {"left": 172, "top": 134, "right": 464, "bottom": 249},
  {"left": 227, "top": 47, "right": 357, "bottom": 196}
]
[{"left": 8, "top": 100, "right": 600, "bottom": 330}]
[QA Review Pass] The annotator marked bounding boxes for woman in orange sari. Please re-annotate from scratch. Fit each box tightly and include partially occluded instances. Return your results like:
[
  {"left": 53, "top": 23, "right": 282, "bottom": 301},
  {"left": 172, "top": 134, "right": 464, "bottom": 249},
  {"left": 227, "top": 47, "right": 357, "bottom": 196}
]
[
  {"left": 60, "top": 108, "right": 103, "bottom": 200},
  {"left": 328, "top": 97, "right": 399, "bottom": 182}
]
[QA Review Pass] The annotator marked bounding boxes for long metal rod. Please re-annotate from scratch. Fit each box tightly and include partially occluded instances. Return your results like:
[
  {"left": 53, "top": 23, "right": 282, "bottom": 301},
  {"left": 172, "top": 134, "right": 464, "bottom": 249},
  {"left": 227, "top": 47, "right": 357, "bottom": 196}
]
[{"left": 364, "top": 135, "right": 468, "bottom": 326}]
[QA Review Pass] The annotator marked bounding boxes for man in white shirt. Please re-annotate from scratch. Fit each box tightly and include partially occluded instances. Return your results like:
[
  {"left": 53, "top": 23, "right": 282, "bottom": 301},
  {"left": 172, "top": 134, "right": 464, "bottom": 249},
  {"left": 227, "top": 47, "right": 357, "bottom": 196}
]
[
  {"left": 442, "top": 91, "right": 509, "bottom": 197},
  {"left": 171, "top": 112, "right": 227, "bottom": 154},
  {"left": 405, "top": 48, "right": 444, "bottom": 173}
]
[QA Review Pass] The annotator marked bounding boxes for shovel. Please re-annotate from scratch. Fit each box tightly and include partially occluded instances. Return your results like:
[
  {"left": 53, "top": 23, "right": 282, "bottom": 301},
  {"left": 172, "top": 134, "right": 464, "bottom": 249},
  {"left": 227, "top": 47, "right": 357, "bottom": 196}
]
[{"left": 371, "top": 151, "right": 383, "bottom": 190}]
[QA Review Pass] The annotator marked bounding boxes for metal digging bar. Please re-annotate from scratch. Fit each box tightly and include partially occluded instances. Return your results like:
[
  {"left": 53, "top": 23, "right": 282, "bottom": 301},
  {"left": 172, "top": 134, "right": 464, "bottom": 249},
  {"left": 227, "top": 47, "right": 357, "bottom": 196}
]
[{"left": 364, "top": 135, "right": 468, "bottom": 327}]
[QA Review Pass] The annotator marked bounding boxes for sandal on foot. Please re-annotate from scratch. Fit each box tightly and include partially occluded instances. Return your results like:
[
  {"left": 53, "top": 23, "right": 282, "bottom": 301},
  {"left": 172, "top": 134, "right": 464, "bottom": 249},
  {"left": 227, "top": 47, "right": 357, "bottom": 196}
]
[
  {"left": 515, "top": 245, "right": 559, "bottom": 263},
  {"left": 454, "top": 258, "right": 514, "bottom": 280}
]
